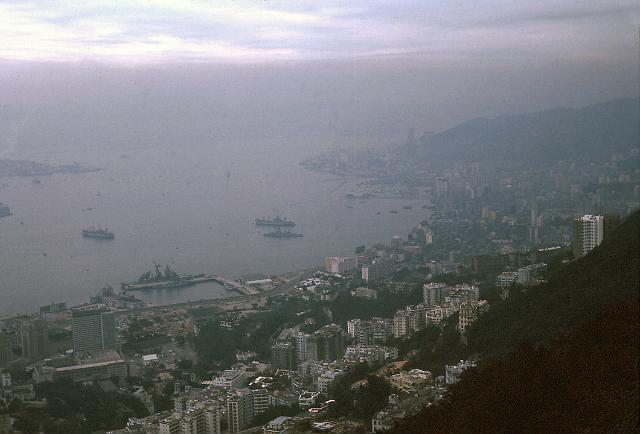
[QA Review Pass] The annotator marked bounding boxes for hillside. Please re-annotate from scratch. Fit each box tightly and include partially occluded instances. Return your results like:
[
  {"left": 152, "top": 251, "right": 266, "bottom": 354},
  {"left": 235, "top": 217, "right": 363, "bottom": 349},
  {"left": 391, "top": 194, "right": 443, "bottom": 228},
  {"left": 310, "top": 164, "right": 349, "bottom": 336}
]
[
  {"left": 420, "top": 98, "right": 639, "bottom": 164},
  {"left": 392, "top": 210, "right": 640, "bottom": 433}
]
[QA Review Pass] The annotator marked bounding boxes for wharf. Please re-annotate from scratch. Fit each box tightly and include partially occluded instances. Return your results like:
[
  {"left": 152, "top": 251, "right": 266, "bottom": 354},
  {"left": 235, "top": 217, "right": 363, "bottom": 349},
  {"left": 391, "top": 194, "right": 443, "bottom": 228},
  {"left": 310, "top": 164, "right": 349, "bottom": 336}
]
[{"left": 211, "top": 276, "right": 260, "bottom": 296}]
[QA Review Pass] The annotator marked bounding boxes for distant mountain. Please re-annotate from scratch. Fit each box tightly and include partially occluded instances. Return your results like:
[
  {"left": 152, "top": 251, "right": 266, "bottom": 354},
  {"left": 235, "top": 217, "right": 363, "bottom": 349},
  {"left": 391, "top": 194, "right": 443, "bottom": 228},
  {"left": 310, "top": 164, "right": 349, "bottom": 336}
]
[
  {"left": 420, "top": 98, "right": 639, "bottom": 164},
  {"left": 392, "top": 210, "right": 640, "bottom": 433}
]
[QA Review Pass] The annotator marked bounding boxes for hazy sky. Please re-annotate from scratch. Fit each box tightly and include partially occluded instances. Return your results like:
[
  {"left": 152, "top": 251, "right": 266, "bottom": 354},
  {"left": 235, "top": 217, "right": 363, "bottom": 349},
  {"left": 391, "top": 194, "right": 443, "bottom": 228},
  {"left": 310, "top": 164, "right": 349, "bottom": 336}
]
[
  {"left": 1, "top": 0, "right": 638, "bottom": 64},
  {"left": 0, "top": 1, "right": 638, "bottom": 147}
]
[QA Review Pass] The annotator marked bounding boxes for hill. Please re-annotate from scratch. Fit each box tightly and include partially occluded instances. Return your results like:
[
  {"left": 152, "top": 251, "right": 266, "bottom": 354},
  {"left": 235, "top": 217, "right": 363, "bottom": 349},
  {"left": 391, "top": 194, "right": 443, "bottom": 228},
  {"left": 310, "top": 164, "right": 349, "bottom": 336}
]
[
  {"left": 392, "top": 210, "right": 640, "bottom": 433},
  {"left": 420, "top": 98, "right": 639, "bottom": 164}
]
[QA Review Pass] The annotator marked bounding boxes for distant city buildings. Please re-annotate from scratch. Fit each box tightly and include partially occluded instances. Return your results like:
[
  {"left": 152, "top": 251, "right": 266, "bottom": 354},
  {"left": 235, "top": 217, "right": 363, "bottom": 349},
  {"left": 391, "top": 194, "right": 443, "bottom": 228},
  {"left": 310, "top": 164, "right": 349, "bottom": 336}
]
[{"left": 324, "top": 256, "right": 358, "bottom": 274}]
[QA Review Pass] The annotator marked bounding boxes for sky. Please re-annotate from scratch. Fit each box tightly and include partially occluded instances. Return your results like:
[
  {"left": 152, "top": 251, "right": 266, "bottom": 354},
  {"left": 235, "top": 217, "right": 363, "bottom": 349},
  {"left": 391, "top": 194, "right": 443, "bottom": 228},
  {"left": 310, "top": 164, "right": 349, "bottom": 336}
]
[
  {"left": 0, "top": 0, "right": 638, "bottom": 64},
  {"left": 0, "top": 1, "right": 638, "bottom": 147}
]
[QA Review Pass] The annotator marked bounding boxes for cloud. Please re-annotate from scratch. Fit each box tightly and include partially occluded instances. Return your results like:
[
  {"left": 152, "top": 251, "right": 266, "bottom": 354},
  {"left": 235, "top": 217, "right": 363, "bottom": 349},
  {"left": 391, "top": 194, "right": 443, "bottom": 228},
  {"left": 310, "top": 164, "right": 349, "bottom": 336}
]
[{"left": 0, "top": 0, "right": 637, "bottom": 64}]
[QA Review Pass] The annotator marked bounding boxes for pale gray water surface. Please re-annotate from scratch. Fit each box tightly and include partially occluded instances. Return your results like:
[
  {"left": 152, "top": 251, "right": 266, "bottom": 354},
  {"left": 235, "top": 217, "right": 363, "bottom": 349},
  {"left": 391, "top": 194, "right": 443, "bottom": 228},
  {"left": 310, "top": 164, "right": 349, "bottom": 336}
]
[{"left": 0, "top": 139, "right": 428, "bottom": 315}]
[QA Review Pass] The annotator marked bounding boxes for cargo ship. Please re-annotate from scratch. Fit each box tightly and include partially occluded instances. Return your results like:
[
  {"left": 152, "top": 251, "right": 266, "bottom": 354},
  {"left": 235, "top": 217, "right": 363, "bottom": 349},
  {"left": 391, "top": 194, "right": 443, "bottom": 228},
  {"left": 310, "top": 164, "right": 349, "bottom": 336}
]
[
  {"left": 264, "top": 229, "right": 303, "bottom": 238},
  {"left": 82, "top": 227, "right": 115, "bottom": 239},
  {"left": 121, "top": 264, "right": 216, "bottom": 291},
  {"left": 255, "top": 216, "right": 296, "bottom": 227}
]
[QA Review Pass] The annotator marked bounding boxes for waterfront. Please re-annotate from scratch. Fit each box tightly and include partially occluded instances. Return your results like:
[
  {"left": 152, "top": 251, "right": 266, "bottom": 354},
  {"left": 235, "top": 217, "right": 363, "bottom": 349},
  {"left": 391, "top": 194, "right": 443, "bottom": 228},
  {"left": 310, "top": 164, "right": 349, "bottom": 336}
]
[{"left": 0, "top": 137, "right": 428, "bottom": 315}]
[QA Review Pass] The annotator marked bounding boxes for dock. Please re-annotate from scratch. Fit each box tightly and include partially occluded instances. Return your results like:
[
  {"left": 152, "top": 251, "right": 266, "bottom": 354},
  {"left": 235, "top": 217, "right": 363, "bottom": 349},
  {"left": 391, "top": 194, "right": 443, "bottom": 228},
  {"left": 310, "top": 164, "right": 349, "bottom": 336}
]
[{"left": 212, "top": 276, "right": 260, "bottom": 296}]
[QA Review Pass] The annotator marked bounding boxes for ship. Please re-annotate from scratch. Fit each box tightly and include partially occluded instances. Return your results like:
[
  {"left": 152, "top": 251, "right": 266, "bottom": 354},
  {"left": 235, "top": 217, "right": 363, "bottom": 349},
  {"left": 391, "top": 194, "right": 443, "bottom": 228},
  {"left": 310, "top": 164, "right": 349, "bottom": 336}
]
[
  {"left": 121, "top": 264, "right": 216, "bottom": 291},
  {"left": 255, "top": 216, "right": 296, "bottom": 227},
  {"left": 263, "top": 229, "right": 303, "bottom": 238},
  {"left": 346, "top": 192, "right": 372, "bottom": 199},
  {"left": 0, "top": 203, "right": 10, "bottom": 218},
  {"left": 82, "top": 227, "right": 114, "bottom": 239}
]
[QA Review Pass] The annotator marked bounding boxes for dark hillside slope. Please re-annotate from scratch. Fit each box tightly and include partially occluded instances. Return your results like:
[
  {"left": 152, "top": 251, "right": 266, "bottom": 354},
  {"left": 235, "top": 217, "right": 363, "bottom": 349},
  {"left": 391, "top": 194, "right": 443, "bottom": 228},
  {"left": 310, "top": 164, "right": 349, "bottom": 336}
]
[
  {"left": 393, "top": 299, "right": 639, "bottom": 433},
  {"left": 392, "top": 210, "right": 640, "bottom": 433},
  {"left": 420, "top": 98, "right": 639, "bottom": 164},
  {"left": 467, "top": 208, "right": 639, "bottom": 354}
]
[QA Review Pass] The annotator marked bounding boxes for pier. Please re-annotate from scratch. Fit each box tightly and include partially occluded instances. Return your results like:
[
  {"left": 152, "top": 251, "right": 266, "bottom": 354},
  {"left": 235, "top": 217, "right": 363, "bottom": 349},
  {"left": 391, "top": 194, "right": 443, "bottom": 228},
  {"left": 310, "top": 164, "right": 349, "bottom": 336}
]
[{"left": 212, "top": 276, "right": 260, "bottom": 296}]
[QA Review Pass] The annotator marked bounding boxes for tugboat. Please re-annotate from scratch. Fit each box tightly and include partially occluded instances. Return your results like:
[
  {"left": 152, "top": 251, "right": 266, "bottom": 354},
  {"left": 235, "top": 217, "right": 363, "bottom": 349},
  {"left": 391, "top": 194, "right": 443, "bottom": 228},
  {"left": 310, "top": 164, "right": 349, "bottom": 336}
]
[
  {"left": 255, "top": 216, "right": 296, "bottom": 227},
  {"left": 82, "top": 227, "right": 114, "bottom": 239}
]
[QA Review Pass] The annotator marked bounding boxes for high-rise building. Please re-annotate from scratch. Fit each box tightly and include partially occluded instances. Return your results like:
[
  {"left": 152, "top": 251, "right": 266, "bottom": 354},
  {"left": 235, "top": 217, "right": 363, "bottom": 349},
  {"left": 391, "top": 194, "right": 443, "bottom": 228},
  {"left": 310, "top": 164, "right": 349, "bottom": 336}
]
[
  {"left": 227, "top": 389, "right": 252, "bottom": 433},
  {"left": 0, "top": 332, "right": 16, "bottom": 368},
  {"left": 72, "top": 308, "right": 117, "bottom": 353},
  {"left": 226, "top": 389, "right": 269, "bottom": 433},
  {"left": 423, "top": 283, "right": 447, "bottom": 307},
  {"left": 16, "top": 318, "right": 49, "bottom": 362},
  {"left": 159, "top": 400, "right": 221, "bottom": 434},
  {"left": 573, "top": 215, "right": 604, "bottom": 258},
  {"left": 271, "top": 341, "right": 296, "bottom": 370},
  {"left": 306, "top": 325, "right": 345, "bottom": 362},
  {"left": 295, "top": 333, "right": 309, "bottom": 363},
  {"left": 361, "top": 259, "right": 395, "bottom": 282}
]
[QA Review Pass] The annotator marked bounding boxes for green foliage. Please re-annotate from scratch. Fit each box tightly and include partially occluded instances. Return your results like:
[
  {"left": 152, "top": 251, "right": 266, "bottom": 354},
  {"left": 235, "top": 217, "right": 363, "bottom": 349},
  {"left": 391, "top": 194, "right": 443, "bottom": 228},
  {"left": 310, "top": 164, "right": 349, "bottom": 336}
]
[
  {"left": 329, "top": 288, "right": 421, "bottom": 323},
  {"left": 194, "top": 302, "right": 304, "bottom": 370},
  {"left": 391, "top": 211, "right": 640, "bottom": 433},
  {"left": 392, "top": 298, "right": 639, "bottom": 433},
  {"left": 328, "top": 371, "right": 392, "bottom": 422},
  {"left": 467, "top": 210, "right": 640, "bottom": 354},
  {"left": 396, "top": 316, "right": 468, "bottom": 376},
  {"left": 10, "top": 379, "right": 149, "bottom": 433}
]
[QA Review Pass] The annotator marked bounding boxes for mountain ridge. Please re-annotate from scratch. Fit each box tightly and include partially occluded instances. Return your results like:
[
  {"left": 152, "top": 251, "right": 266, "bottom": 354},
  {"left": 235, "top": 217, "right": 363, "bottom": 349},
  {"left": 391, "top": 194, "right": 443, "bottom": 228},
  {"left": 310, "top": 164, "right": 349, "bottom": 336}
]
[{"left": 420, "top": 97, "right": 639, "bottom": 164}]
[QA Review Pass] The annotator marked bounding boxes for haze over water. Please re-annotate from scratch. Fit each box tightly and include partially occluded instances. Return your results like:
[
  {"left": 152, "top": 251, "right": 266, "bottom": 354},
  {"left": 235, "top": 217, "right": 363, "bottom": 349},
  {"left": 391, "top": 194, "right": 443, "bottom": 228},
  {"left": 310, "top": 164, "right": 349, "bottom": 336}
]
[{"left": 0, "top": 137, "right": 428, "bottom": 316}]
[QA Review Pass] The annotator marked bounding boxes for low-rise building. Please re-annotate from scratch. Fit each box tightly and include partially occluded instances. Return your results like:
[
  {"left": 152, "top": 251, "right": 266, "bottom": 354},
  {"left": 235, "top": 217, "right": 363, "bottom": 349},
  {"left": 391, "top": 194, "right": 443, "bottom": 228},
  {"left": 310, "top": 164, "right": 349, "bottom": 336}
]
[
  {"left": 458, "top": 300, "right": 489, "bottom": 333},
  {"left": 264, "top": 416, "right": 294, "bottom": 434},
  {"left": 445, "top": 360, "right": 476, "bottom": 384},
  {"left": 351, "top": 287, "right": 378, "bottom": 300},
  {"left": 344, "top": 345, "right": 398, "bottom": 364},
  {"left": 298, "top": 391, "right": 320, "bottom": 408},
  {"left": 390, "top": 369, "right": 432, "bottom": 394},
  {"left": 212, "top": 369, "right": 247, "bottom": 390}
]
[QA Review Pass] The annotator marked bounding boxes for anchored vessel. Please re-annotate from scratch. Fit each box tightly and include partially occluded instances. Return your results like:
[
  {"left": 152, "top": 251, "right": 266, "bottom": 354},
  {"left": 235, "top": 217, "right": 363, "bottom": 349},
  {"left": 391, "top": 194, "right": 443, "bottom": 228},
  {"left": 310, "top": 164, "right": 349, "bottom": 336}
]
[
  {"left": 255, "top": 216, "right": 296, "bottom": 227},
  {"left": 122, "top": 264, "right": 215, "bottom": 291},
  {"left": 264, "top": 229, "right": 303, "bottom": 238},
  {"left": 82, "top": 227, "right": 114, "bottom": 239},
  {"left": 0, "top": 203, "right": 10, "bottom": 217}
]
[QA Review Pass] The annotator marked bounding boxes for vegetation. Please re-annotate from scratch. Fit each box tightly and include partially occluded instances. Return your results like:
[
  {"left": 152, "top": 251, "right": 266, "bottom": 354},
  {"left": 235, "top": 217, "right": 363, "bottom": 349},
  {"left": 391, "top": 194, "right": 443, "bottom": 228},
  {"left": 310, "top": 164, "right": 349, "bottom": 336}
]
[
  {"left": 8, "top": 379, "right": 148, "bottom": 433},
  {"left": 391, "top": 210, "right": 640, "bottom": 433},
  {"left": 329, "top": 285, "right": 422, "bottom": 323},
  {"left": 328, "top": 363, "right": 391, "bottom": 422}
]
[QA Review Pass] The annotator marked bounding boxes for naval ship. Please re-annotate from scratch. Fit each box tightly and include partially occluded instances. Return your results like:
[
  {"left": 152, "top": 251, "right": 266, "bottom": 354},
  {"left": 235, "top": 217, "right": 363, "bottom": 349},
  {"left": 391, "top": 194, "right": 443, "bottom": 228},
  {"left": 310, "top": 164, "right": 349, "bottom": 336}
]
[
  {"left": 255, "top": 216, "right": 296, "bottom": 227},
  {"left": 82, "top": 227, "right": 115, "bottom": 239},
  {"left": 122, "top": 264, "right": 216, "bottom": 291}
]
